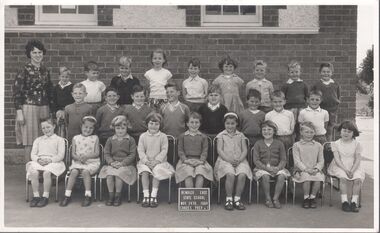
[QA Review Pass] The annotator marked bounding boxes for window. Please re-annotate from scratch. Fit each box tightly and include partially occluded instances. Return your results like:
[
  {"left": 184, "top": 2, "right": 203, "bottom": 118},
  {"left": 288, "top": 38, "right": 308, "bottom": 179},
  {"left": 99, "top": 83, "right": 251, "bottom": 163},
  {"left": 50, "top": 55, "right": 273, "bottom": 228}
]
[
  {"left": 35, "top": 5, "right": 97, "bottom": 25},
  {"left": 201, "top": 5, "right": 262, "bottom": 27}
]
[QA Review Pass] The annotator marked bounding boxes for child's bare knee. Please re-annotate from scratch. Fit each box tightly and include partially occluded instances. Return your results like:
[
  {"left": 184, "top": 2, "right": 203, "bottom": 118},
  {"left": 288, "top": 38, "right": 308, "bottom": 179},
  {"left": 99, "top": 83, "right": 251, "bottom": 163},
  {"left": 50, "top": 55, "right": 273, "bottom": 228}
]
[
  {"left": 262, "top": 175, "right": 270, "bottom": 182},
  {"left": 42, "top": 171, "right": 51, "bottom": 178}
]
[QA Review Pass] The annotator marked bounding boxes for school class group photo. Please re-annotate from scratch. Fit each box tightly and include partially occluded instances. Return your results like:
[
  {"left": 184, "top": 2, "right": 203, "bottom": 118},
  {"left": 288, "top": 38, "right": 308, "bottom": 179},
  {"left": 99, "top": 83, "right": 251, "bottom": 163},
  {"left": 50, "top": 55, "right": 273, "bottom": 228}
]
[{"left": 16, "top": 38, "right": 364, "bottom": 214}]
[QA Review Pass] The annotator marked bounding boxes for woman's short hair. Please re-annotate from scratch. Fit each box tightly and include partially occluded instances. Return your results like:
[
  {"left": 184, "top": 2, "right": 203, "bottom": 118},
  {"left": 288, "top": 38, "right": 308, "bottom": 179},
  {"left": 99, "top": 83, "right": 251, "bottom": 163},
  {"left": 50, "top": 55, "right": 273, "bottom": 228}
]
[
  {"left": 338, "top": 120, "right": 360, "bottom": 138},
  {"left": 25, "top": 39, "right": 46, "bottom": 58}
]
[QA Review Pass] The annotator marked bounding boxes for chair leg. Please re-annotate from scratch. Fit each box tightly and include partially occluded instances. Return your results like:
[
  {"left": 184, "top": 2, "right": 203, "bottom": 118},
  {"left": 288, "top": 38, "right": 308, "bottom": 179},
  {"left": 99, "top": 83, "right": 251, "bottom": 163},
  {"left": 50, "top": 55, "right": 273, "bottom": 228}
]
[
  {"left": 285, "top": 180, "right": 288, "bottom": 205},
  {"left": 55, "top": 176, "right": 59, "bottom": 202},
  {"left": 137, "top": 175, "right": 140, "bottom": 204},
  {"left": 292, "top": 181, "right": 296, "bottom": 205},
  {"left": 256, "top": 180, "right": 259, "bottom": 204},
  {"left": 26, "top": 177, "right": 29, "bottom": 202},
  {"left": 248, "top": 180, "right": 252, "bottom": 205},
  {"left": 93, "top": 178, "right": 97, "bottom": 201},
  {"left": 128, "top": 184, "right": 131, "bottom": 203},
  {"left": 329, "top": 177, "right": 333, "bottom": 207},
  {"left": 321, "top": 181, "right": 325, "bottom": 206},
  {"left": 99, "top": 179, "right": 103, "bottom": 201},
  {"left": 217, "top": 179, "right": 221, "bottom": 204},
  {"left": 168, "top": 177, "right": 171, "bottom": 204},
  {"left": 359, "top": 183, "right": 362, "bottom": 208}
]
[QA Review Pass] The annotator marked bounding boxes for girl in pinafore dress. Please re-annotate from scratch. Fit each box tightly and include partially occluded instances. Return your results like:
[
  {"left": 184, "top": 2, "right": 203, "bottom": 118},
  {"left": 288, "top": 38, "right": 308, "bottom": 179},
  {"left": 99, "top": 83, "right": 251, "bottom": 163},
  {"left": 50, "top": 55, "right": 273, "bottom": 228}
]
[
  {"left": 26, "top": 118, "right": 66, "bottom": 208},
  {"left": 137, "top": 112, "right": 175, "bottom": 208},
  {"left": 175, "top": 112, "right": 213, "bottom": 188},
  {"left": 98, "top": 115, "right": 137, "bottom": 207},
  {"left": 212, "top": 56, "right": 244, "bottom": 114},
  {"left": 252, "top": 120, "right": 290, "bottom": 209},
  {"left": 60, "top": 116, "right": 100, "bottom": 207},
  {"left": 327, "top": 120, "right": 365, "bottom": 213},
  {"left": 214, "top": 112, "right": 252, "bottom": 211},
  {"left": 292, "top": 122, "right": 325, "bottom": 209}
]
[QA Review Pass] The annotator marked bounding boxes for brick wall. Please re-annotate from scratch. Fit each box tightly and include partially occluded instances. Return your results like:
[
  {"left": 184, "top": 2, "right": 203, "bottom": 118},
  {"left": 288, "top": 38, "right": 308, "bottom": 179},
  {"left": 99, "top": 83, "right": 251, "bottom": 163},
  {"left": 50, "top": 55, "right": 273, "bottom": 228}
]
[
  {"left": 3, "top": 5, "right": 357, "bottom": 148},
  {"left": 14, "top": 5, "right": 35, "bottom": 25}
]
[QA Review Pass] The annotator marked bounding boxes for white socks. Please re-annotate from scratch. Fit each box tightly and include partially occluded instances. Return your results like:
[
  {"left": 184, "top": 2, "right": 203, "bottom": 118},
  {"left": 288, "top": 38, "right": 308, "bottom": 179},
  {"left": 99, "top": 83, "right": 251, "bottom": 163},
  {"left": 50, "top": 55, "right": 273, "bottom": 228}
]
[
  {"left": 341, "top": 194, "right": 348, "bottom": 203},
  {"left": 310, "top": 194, "right": 316, "bottom": 199},
  {"left": 85, "top": 190, "right": 92, "bottom": 197},
  {"left": 304, "top": 194, "right": 310, "bottom": 199},
  {"left": 226, "top": 196, "right": 233, "bottom": 202},
  {"left": 234, "top": 196, "right": 241, "bottom": 202},
  {"left": 151, "top": 188, "right": 158, "bottom": 198},
  {"left": 143, "top": 189, "right": 149, "bottom": 198},
  {"left": 33, "top": 192, "right": 40, "bottom": 198},
  {"left": 65, "top": 190, "right": 72, "bottom": 197},
  {"left": 351, "top": 195, "right": 359, "bottom": 203},
  {"left": 42, "top": 192, "right": 49, "bottom": 198}
]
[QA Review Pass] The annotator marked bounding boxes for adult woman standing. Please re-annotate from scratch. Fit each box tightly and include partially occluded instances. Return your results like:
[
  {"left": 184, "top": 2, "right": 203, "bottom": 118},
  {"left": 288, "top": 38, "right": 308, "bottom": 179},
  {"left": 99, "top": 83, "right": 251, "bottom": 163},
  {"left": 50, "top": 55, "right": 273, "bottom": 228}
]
[{"left": 14, "top": 39, "right": 53, "bottom": 162}]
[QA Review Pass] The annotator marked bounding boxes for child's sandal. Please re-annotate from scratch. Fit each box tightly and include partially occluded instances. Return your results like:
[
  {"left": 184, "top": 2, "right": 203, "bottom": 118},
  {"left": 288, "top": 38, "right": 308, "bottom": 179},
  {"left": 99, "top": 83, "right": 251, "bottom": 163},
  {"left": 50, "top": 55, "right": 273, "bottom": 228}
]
[
  {"left": 265, "top": 199, "right": 274, "bottom": 208},
  {"left": 150, "top": 197, "right": 158, "bottom": 208},
  {"left": 224, "top": 200, "right": 234, "bottom": 211},
  {"left": 141, "top": 197, "right": 150, "bottom": 208},
  {"left": 273, "top": 199, "right": 282, "bottom": 209},
  {"left": 233, "top": 200, "right": 246, "bottom": 210}
]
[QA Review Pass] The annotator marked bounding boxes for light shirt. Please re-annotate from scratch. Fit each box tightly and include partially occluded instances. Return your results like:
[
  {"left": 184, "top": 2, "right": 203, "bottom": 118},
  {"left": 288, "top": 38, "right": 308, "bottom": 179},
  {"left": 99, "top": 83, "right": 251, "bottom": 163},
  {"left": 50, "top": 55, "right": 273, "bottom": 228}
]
[
  {"left": 207, "top": 103, "right": 220, "bottom": 111},
  {"left": 265, "top": 109, "right": 295, "bottom": 136},
  {"left": 182, "top": 75, "right": 208, "bottom": 103},
  {"left": 144, "top": 68, "right": 172, "bottom": 99},
  {"left": 132, "top": 103, "right": 143, "bottom": 110},
  {"left": 58, "top": 81, "right": 72, "bottom": 89},
  {"left": 30, "top": 134, "right": 65, "bottom": 163},
  {"left": 321, "top": 79, "right": 335, "bottom": 85},
  {"left": 298, "top": 106, "right": 329, "bottom": 135},
  {"left": 286, "top": 78, "right": 303, "bottom": 84},
  {"left": 81, "top": 79, "right": 106, "bottom": 103},
  {"left": 249, "top": 109, "right": 260, "bottom": 114},
  {"left": 184, "top": 130, "right": 202, "bottom": 136},
  {"left": 246, "top": 78, "right": 274, "bottom": 107}
]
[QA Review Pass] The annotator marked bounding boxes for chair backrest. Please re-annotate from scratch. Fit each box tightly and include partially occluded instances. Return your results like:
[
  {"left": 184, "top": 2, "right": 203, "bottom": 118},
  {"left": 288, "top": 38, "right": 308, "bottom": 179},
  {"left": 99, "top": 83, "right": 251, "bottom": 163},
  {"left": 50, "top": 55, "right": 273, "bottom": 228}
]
[
  {"left": 322, "top": 142, "right": 333, "bottom": 166},
  {"left": 206, "top": 136, "right": 213, "bottom": 166},
  {"left": 287, "top": 147, "right": 294, "bottom": 169},
  {"left": 67, "top": 142, "right": 104, "bottom": 166},
  {"left": 213, "top": 136, "right": 250, "bottom": 167},
  {"left": 167, "top": 135, "right": 176, "bottom": 165},
  {"left": 63, "top": 138, "right": 69, "bottom": 167}
]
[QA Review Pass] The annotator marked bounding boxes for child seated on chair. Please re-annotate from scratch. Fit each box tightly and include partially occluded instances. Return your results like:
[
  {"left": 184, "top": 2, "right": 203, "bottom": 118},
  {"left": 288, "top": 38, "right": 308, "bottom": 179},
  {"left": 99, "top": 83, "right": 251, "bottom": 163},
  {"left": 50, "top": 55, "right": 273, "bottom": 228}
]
[
  {"left": 98, "top": 115, "right": 137, "bottom": 207},
  {"left": 26, "top": 118, "right": 66, "bottom": 208},
  {"left": 137, "top": 112, "right": 175, "bottom": 208},
  {"left": 214, "top": 112, "right": 253, "bottom": 211},
  {"left": 252, "top": 120, "right": 290, "bottom": 209},
  {"left": 327, "top": 120, "right": 364, "bottom": 213},
  {"left": 292, "top": 122, "right": 325, "bottom": 209},
  {"left": 60, "top": 116, "right": 100, "bottom": 207},
  {"left": 175, "top": 112, "right": 213, "bottom": 188}
]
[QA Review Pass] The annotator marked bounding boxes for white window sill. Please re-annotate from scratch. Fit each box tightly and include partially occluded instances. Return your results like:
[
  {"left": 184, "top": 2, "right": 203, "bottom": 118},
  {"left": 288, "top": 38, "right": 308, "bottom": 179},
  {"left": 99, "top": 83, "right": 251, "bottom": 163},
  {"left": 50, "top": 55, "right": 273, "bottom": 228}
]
[{"left": 5, "top": 25, "right": 319, "bottom": 34}]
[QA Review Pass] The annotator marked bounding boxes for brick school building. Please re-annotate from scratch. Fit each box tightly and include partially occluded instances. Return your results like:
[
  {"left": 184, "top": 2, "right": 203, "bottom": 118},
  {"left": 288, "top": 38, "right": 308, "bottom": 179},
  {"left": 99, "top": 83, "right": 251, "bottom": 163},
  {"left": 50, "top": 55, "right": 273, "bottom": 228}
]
[{"left": 4, "top": 5, "right": 357, "bottom": 149}]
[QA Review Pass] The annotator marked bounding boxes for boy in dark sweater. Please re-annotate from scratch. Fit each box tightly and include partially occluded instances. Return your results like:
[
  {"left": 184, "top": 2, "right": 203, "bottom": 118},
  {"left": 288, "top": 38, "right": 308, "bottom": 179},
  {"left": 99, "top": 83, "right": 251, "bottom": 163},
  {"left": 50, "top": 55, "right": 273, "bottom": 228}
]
[
  {"left": 312, "top": 63, "right": 340, "bottom": 141},
  {"left": 281, "top": 60, "right": 308, "bottom": 140},
  {"left": 109, "top": 56, "right": 140, "bottom": 106}
]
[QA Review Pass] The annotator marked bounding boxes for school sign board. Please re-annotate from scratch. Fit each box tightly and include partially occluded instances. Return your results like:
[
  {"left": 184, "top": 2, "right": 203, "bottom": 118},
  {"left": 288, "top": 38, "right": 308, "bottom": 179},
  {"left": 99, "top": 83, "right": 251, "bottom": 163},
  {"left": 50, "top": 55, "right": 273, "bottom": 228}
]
[{"left": 178, "top": 188, "right": 210, "bottom": 211}]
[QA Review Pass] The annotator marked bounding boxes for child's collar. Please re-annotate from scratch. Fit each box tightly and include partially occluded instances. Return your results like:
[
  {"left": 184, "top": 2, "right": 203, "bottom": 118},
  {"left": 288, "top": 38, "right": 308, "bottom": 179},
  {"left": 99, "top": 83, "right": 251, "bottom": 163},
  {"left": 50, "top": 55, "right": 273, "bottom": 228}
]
[
  {"left": 185, "top": 130, "right": 202, "bottom": 136},
  {"left": 286, "top": 78, "right": 303, "bottom": 84},
  {"left": 299, "top": 139, "right": 315, "bottom": 144},
  {"left": 58, "top": 81, "right": 72, "bottom": 88},
  {"left": 147, "top": 130, "right": 161, "bottom": 136},
  {"left": 320, "top": 79, "right": 335, "bottom": 85},
  {"left": 112, "top": 134, "right": 130, "bottom": 140}
]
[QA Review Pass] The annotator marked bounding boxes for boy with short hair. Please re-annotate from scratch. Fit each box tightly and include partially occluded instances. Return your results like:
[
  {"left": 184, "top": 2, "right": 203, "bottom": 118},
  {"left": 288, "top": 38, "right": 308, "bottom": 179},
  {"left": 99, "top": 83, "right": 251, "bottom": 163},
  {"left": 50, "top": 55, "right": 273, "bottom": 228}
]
[
  {"left": 265, "top": 90, "right": 295, "bottom": 156},
  {"left": 160, "top": 82, "right": 190, "bottom": 138},
  {"left": 124, "top": 85, "right": 154, "bottom": 143},
  {"left": 109, "top": 56, "right": 140, "bottom": 106},
  {"left": 198, "top": 85, "right": 228, "bottom": 137},
  {"left": 81, "top": 61, "right": 106, "bottom": 110},
  {"left": 298, "top": 89, "right": 329, "bottom": 145},
  {"left": 182, "top": 58, "right": 208, "bottom": 112},
  {"left": 311, "top": 62, "right": 340, "bottom": 141},
  {"left": 239, "top": 89, "right": 265, "bottom": 146}
]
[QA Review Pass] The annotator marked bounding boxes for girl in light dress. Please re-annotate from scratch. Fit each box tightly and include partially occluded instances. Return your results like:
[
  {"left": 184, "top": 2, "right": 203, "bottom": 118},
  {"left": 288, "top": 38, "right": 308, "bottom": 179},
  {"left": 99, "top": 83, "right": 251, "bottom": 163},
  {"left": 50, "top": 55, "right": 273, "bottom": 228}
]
[
  {"left": 144, "top": 48, "right": 172, "bottom": 111},
  {"left": 327, "top": 120, "right": 365, "bottom": 213},
  {"left": 137, "top": 112, "right": 175, "bottom": 208},
  {"left": 60, "top": 116, "right": 100, "bottom": 207},
  {"left": 98, "top": 115, "right": 137, "bottom": 207},
  {"left": 26, "top": 118, "right": 66, "bottom": 208},
  {"left": 292, "top": 122, "right": 324, "bottom": 209},
  {"left": 214, "top": 112, "right": 252, "bottom": 211},
  {"left": 175, "top": 112, "right": 214, "bottom": 188},
  {"left": 212, "top": 56, "right": 244, "bottom": 114}
]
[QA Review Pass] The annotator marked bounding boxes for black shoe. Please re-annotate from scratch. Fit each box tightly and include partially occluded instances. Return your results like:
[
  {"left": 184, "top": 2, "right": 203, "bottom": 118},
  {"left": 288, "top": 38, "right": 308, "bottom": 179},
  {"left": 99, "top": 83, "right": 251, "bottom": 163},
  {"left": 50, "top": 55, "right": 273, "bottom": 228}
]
[
  {"left": 302, "top": 198, "right": 310, "bottom": 209},
  {"left": 30, "top": 197, "right": 40, "bottom": 207},
  {"left": 36, "top": 197, "right": 49, "bottom": 207},
  {"left": 150, "top": 197, "right": 158, "bottom": 208},
  {"left": 309, "top": 198, "right": 317, "bottom": 208},
  {"left": 81, "top": 196, "right": 92, "bottom": 207},
  {"left": 141, "top": 197, "right": 150, "bottom": 208},
  {"left": 342, "top": 201, "right": 351, "bottom": 212},
  {"left": 233, "top": 200, "right": 246, "bottom": 210},
  {"left": 59, "top": 196, "right": 71, "bottom": 207},
  {"left": 350, "top": 202, "right": 360, "bottom": 213},
  {"left": 113, "top": 195, "right": 121, "bottom": 206},
  {"left": 106, "top": 195, "right": 114, "bottom": 206},
  {"left": 224, "top": 200, "right": 234, "bottom": 211}
]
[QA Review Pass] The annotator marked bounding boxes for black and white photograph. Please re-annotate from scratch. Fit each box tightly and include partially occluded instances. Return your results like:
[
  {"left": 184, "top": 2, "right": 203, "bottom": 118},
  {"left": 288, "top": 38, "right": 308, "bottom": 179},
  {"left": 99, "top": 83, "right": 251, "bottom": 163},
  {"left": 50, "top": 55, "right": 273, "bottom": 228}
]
[{"left": 1, "top": 0, "right": 378, "bottom": 232}]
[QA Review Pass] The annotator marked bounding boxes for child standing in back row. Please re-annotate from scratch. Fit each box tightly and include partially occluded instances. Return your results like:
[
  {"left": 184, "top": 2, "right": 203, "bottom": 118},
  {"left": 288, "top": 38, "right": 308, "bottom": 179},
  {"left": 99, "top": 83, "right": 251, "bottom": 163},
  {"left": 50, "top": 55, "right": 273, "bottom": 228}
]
[
  {"left": 212, "top": 55, "right": 244, "bottom": 114},
  {"left": 81, "top": 61, "right": 106, "bottom": 110},
  {"left": 312, "top": 63, "right": 340, "bottom": 141},
  {"left": 144, "top": 48, "right": 172, "bottom": 110},
  {"left": 246, "top": 60, "right": 274, "bottom": 113}
]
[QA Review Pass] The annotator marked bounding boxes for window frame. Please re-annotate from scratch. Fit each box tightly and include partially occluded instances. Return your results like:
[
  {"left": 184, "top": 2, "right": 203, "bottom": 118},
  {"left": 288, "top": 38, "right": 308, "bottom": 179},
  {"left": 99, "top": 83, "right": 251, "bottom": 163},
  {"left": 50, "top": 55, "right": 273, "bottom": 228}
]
[
  {"left": 201, "top": 5, "right": 262, "bottom": 27},
  {"left": 35, "top": 5, "right": 97, "bottom": 26}
]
